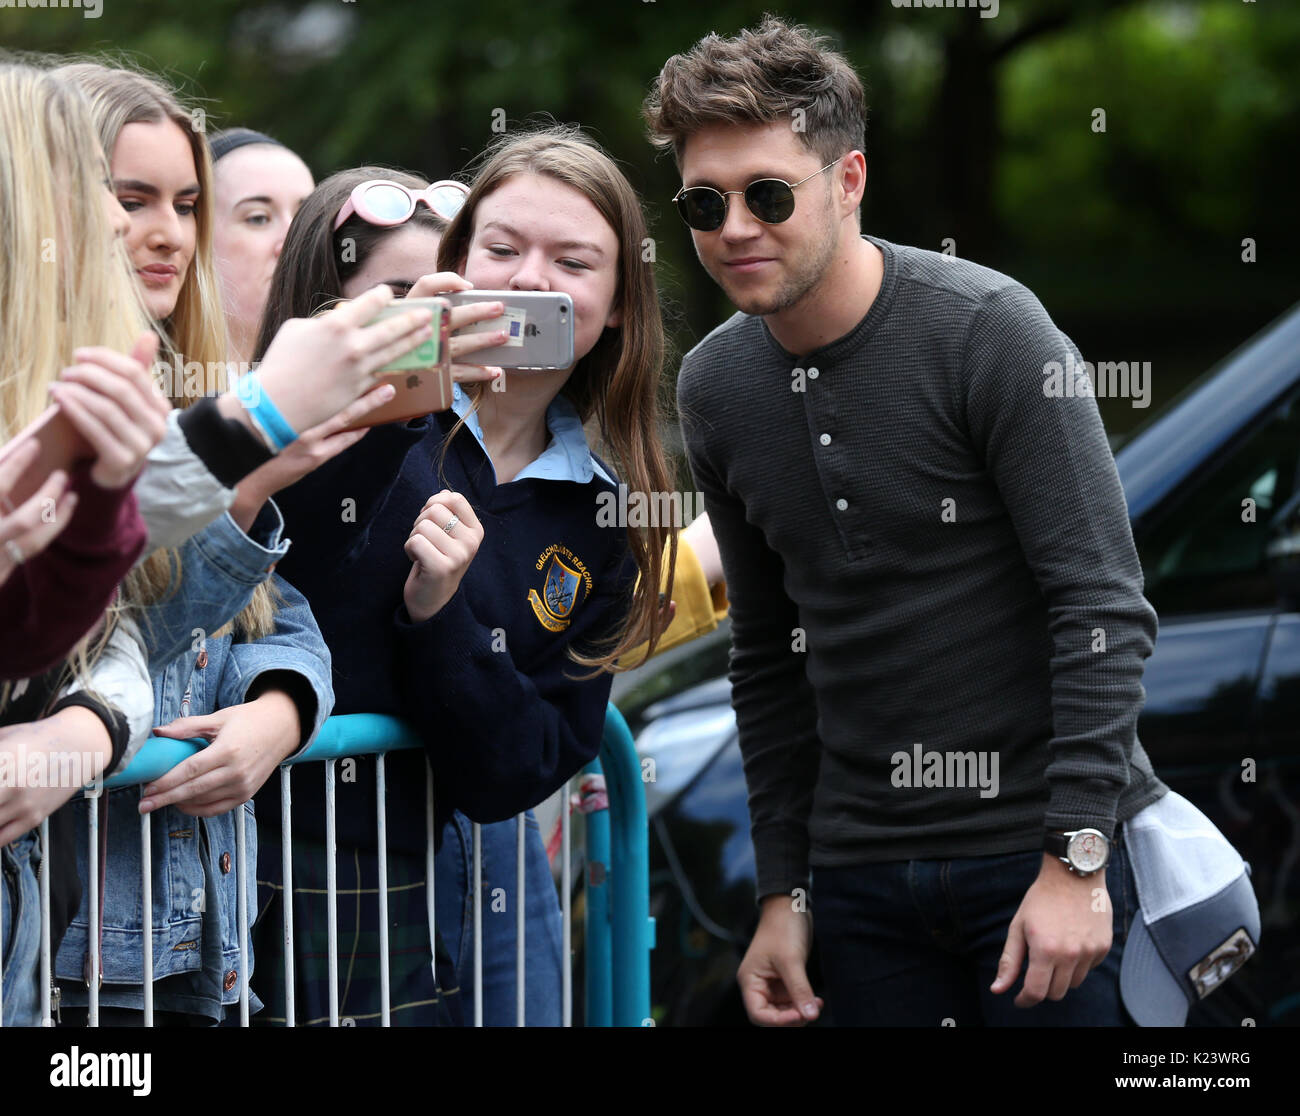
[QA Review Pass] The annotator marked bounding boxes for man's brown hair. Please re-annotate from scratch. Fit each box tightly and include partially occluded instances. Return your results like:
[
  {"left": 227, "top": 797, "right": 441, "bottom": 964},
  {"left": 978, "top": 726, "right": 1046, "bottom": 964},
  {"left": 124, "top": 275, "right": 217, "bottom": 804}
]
[{"left": 643, "top": 14, "right": 867, "bottom": 168}]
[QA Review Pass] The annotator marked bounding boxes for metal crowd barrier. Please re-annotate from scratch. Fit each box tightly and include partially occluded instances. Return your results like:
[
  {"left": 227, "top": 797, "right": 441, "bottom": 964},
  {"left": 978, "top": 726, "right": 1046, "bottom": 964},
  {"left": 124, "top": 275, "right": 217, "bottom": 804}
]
[{"left": 0, "top": 705, "right": 652, "bottom": 1027}]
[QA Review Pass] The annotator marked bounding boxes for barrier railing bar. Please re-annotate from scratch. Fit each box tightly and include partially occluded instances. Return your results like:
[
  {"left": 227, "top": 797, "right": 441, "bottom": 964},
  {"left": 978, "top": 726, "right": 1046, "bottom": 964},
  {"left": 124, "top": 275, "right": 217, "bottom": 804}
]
[
  {"left": 600, "top": 706, "right": 652, "bottom": 1027},
  {"left": 87, "top": 794, "right": 99, "bottom": 1026},
  {"left": 376, "top": 753, "right": 390, "bottom": 1027},
  {"left": 581, "top": 758, "right": 611, "bottom": 1027},
  {"left": 423, "top": 763, "right": 436, "bottom": 994},
  {"left": 280, "top": 765, "right": 295, "bottom": 1028},
  {"left": 39, "top": 817, "right": 51, "bottom": 1026},
  {"left": 516, "top": 811, "right": 525, "bottom": 1027},
  {"left": 472, "top": 821, "right": 482, "bottom": 1027},
  {"left": 324, "top": 758, "right": 338, "bottom": 1027},
  {"left": 237, "top": 803, "right": 250, "bottom": 1027},
  {"left": 561, "top": 776, "right": 571, "bottom": 1028},
  {"left": 141, "top": 811, "right": 153, "bottom": 1027}
]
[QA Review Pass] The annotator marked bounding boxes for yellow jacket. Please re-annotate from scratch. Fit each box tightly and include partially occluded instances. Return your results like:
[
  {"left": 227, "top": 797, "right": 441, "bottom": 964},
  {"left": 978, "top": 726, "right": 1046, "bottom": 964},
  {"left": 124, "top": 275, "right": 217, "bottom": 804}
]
[{"left": 619, "top": 539, "right": 729, "bottom": 668}]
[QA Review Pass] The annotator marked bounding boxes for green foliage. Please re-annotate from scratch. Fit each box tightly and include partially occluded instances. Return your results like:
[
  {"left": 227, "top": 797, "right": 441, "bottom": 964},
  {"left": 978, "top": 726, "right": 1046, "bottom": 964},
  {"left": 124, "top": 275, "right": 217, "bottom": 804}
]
[{"left": 3, "top": 0, "right": 1296, "bottom": 432}]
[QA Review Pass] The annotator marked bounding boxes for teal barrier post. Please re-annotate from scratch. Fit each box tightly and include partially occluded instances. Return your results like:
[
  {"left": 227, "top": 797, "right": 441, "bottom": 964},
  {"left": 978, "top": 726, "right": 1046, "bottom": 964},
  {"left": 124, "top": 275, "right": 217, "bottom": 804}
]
[
  {"left": 600, "top": 705, "right": 654, "bottom": 1026},
  {"left": 581, "top": 757, "right": 612, "bottom": 1027}
]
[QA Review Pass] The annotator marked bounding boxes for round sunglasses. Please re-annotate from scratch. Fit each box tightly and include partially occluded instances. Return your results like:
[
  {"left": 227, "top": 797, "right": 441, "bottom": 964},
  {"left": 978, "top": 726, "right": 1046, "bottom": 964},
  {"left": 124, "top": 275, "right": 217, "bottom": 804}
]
[
  {"left": 672, "top": 159, "right": 840, "bottom": 232},
  {"left": 333, "top": 178, "right": 469, "bottom": 232}
]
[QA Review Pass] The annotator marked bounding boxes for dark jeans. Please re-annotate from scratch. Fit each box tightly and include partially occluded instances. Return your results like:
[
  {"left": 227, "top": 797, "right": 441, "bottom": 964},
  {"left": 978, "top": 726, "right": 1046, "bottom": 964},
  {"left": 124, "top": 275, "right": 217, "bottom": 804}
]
[{"left": 812, "top": 842, "right": 1138, "bottom": 1026}]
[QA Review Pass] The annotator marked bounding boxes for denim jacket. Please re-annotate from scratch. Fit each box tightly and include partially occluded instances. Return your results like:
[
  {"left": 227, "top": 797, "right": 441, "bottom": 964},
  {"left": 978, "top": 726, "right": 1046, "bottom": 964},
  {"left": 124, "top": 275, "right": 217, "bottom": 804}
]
[{"left": 54, "top": 503, "right": 332, "bottom": 1021}]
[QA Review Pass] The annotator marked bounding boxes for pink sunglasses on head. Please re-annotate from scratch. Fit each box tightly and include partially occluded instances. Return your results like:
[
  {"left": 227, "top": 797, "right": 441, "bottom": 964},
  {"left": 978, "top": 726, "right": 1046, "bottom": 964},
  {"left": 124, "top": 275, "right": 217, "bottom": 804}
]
[{"left": 333, "top": 178, "right": 469, "bottom": 232}]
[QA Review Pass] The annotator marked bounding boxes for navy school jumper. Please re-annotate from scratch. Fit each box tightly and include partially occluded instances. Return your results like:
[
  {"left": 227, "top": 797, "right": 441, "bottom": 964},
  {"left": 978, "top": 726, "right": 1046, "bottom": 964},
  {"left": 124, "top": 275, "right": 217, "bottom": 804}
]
[{"left": 260, "top": 385, "right": 638, "bottom": 855}]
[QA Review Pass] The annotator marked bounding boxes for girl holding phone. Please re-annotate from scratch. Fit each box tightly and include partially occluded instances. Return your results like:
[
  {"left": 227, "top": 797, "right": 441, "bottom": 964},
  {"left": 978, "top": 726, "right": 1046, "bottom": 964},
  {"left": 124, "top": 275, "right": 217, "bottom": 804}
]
[{"left": 252, "top": 128, "right": 675, "bottom": 1025}]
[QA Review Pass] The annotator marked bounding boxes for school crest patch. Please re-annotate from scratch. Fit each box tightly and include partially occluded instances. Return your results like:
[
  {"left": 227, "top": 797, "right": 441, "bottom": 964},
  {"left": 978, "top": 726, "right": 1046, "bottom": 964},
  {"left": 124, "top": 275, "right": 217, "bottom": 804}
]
[{"left": 529, "top": 544, "right": 593, "bottom": 632}]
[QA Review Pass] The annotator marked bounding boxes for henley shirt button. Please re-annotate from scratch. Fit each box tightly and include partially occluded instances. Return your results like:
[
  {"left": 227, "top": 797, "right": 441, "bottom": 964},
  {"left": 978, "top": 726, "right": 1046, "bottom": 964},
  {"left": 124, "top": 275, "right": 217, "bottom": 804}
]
[
  {"left": 807, "top": 367, "right": 819, "bottom": 379},
  {"left": 819, "top": 433, "right": 832, "bottom": 446},
  {"left": 835, "top": 498, "right": 849, "bottom": 512},
  {"left": 224, "top": 970, "right": 238, "bottom": 992},
  {"left": 220, "top": 852, "right": 231, "bottom": 874}
]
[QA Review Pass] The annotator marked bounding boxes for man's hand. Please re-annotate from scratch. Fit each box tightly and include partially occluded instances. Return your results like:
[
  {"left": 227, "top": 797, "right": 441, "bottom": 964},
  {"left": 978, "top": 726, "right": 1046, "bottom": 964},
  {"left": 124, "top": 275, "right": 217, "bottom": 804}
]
[
  {"left": 141, "top": 691, "right": 302, "bottom": 817},
  {"left": 990, "top": 853, "right": 1113, "bottom": 1007},
  {"left": 737, "top": 893, "right": 825, "bottom": 1026}
]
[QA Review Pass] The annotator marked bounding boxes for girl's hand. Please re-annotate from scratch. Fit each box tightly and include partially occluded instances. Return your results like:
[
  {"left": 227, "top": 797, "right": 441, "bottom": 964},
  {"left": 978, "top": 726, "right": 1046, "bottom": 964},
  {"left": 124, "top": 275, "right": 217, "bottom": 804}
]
[
  {"left": 402, "top": 490, "right": 483, "bottom": 622},
  {"left": 403, "top": 273, "right": 505, "bottom": 387},
  {"left": 228, "top": 381, "right": 399, "bottom": 530},
  {"left": 50, "top": 332, "right": 170, "bottom": 490},
  {"left": 253, "top": 284, "right": 435, "bottom": 433},
  {"left": 0, "top": 708, "right": 113, "bottom": 846},
  {"left": 0, "top": 441, "right": 77, "bottom": 587},
  {"left": 142, "top": 690, "right": 302, "bottom": 817}
]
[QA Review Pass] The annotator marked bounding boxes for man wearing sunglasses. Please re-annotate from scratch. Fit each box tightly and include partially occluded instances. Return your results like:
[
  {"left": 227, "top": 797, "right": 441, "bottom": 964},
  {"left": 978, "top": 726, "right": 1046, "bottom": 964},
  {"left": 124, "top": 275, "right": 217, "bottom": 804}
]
[{"left": 645, "top": 16, "right": 1165, "bottom": 1028}]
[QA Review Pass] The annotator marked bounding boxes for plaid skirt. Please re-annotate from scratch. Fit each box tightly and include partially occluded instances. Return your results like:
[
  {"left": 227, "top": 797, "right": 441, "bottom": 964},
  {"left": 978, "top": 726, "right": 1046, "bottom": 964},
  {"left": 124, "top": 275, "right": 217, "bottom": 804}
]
[{"left": 252, "top": 824, "right": 462, "bottom": 1026}]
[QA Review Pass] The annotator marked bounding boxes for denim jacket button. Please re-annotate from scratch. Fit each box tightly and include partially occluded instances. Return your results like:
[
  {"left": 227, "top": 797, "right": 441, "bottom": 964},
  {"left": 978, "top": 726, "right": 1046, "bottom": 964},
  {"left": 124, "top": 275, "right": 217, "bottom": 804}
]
[
  {"left": 196, "top": 650, "right": 209, "bottom": 669},
  {"left": 220, "top": 852, "right": 231, "bottom": 874},
  {"left": 224, "top": 969, "right": 238, "bottom": 992}
]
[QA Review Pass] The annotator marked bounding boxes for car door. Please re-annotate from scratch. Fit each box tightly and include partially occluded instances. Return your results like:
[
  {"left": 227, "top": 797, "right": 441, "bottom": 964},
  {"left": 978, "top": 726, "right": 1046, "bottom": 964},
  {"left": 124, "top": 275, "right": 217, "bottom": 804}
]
[{"left": 1133, "top": 383, "right": 1300, "bottom": 1023}]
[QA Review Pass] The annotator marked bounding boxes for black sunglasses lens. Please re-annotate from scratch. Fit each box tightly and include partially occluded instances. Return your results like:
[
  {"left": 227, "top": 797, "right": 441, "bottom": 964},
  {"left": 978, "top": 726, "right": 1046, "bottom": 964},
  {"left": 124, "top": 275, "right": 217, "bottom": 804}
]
[
  {"left": 745, "top": 179, "right": 796, "bottom": 223},
  {"left": 677, "top": 188, "right": 726, "bottom": 232}
]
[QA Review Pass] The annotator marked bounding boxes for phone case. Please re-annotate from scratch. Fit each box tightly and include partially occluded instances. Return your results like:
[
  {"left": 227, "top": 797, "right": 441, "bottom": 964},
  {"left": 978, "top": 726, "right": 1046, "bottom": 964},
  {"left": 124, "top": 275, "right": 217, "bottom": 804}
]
[
  {"left": 447, "top": 290, "right": 574, "bottom": 369},
  {"left": 343, "top": 301, "right": 453, "bottom": 429},
  {"left": 0, "top": 406, "right": 93, "bottom": 514}
]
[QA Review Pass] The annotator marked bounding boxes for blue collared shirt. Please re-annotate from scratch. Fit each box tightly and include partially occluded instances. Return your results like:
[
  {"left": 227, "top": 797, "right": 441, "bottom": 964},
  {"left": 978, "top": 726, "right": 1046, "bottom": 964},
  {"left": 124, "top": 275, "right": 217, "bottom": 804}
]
[{"left": 450, "top": 382, "right": 613, "bottom": 486}]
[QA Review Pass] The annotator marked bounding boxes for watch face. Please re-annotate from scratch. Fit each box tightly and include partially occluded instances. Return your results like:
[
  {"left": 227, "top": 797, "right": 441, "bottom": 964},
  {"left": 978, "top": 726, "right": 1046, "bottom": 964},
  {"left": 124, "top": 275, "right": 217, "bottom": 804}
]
[{"left": 1067, "top": 830, "right": 1109, "bottom": 873}]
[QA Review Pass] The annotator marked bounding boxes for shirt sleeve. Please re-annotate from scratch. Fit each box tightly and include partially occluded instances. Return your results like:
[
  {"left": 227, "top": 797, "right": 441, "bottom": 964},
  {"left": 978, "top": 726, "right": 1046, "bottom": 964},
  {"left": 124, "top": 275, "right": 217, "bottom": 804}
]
[
  {"left": 0, "top": 464, "right": 147, "bottom": 680},
  {"left": 57, "top": 614, "right": 154, "bottom": 772},
  {"left": 134, "top": 500, "right": 289, "bottom": 675},
  {"left": 221, "top": 574, "right": 335, "bottom": 756},
  {"left": 961, "top": 282, "right": 1159, "bottom": 840},
  {"left": 679, "top": 367, "right": 822, "bottom": 902},
  {"left": 133, "top": 407, "right": 238, "bottom": 554},
  {"left": 391, "top": 548, "right": 636, "bottom": 823}
]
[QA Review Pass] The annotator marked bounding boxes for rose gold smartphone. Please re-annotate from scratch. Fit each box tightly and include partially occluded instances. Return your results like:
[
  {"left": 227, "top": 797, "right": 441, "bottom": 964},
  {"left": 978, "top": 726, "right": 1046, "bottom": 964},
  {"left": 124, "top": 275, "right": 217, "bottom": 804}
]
[
  {"left": 343, "top": 298, "right": 453, "bottom": 430},
  {"left": 0, "top": 406, "right": 93, "bottom": 514}
]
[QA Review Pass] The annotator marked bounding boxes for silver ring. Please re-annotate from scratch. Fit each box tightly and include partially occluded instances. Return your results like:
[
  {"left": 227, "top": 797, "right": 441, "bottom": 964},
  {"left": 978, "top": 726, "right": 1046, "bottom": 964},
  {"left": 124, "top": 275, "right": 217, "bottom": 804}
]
[
  {"left": 4, "top": 539, "right": 24, "bottom": 566},
  {"left": 442, "top": 514, "right": 460, "bottom": 536}
]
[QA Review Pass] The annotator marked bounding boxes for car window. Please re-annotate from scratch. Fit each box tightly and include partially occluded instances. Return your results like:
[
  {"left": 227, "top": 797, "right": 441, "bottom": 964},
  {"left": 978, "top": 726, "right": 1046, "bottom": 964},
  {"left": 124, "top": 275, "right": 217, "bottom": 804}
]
[{"left": 1139, "top": 387, "right": 1300, "bottom": 615}]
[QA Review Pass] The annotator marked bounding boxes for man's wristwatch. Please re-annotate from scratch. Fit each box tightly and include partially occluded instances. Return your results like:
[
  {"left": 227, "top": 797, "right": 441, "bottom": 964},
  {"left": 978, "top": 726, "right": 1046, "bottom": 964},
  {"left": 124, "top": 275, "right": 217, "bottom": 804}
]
[{"left": 1044, "top": 828, "right": 1111, "bottom": 877}]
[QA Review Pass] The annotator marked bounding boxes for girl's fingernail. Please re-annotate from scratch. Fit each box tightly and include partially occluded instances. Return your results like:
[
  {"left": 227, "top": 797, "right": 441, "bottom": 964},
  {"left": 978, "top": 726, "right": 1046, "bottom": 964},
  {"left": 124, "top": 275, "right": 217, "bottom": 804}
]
[{"left": 139, "top": 799, "right": 153, "bottom": 814}]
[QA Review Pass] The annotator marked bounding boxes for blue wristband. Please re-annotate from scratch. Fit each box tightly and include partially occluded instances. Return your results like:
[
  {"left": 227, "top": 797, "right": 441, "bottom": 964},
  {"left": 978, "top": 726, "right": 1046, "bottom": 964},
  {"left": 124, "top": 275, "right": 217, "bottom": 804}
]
[{"left": 235, "top": 373, "right": 297, "bottom": 451}]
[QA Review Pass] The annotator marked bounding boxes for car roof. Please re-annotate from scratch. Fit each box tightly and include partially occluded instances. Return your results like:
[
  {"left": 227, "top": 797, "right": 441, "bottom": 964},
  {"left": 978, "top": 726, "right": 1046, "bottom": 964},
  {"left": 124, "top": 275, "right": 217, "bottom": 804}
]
[{"left": 1117, "top": 302, "right": 1300, "bottom": 527}]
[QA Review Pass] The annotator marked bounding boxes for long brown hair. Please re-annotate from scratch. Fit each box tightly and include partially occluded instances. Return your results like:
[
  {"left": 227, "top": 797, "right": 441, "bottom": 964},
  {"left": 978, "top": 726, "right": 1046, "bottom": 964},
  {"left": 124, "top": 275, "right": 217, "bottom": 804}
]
[{"left": 436, "top": 124, "right": 675, "bottom": 671}]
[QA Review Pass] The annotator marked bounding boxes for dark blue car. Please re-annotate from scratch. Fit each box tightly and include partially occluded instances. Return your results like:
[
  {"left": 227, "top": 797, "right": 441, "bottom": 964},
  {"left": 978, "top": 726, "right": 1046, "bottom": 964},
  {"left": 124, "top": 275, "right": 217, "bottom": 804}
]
[{"left": 613, "top": 303, "right": 1300, "bottom": 1027}]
